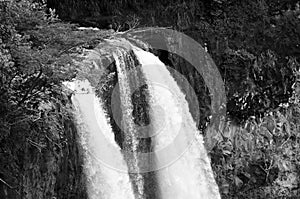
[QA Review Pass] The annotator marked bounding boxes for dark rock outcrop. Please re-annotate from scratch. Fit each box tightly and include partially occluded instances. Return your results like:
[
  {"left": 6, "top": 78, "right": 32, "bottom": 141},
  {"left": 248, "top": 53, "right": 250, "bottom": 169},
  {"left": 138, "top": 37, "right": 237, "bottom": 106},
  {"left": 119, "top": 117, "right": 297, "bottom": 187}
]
[{"left": 0, "top": 95, "right": 87, "bottom": 199}]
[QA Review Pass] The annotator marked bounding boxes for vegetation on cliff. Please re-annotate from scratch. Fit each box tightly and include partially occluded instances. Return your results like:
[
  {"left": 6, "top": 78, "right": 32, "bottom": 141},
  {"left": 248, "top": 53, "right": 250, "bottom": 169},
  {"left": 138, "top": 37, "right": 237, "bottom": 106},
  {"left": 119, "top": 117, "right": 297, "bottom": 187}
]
[
  {"left": 46, "top": 0, "right": 300, "bottom": 198},
  {"left": 47, "top": 0, "right": 300, "bottom": 123},
  {"left": 0, "top": 0, "right": 111, "bottom": 198},
  {"left": 1, "top": 0, "right": 300, "bottom": 198}
]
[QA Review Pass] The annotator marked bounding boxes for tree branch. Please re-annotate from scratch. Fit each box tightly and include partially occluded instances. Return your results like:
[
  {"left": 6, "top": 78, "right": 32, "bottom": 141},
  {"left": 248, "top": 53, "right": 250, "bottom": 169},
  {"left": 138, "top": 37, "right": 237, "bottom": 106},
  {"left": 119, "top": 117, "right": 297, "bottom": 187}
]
[
  {"left": 0, "top": 177, "right": 13, "bottom": 189},
  {"left": 18, "top": 69, "right": 43, "bottom": 106}
]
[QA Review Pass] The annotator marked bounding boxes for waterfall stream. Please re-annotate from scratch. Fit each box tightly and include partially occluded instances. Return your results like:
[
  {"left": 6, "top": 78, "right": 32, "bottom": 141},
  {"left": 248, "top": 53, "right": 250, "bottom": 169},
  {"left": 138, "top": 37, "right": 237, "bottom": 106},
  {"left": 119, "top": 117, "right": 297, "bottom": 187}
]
[
  {"left": 65, "top": 39, "right": 220, "bottom": 199},
  {"left": 113, "top": 48, "right": 145, "bottom": 199},
  {"left": 133, "top": 48, "right": 221, "bottom": 199},
  {"left": 65, "top": 80, "right": 135, "bottom": 199}
]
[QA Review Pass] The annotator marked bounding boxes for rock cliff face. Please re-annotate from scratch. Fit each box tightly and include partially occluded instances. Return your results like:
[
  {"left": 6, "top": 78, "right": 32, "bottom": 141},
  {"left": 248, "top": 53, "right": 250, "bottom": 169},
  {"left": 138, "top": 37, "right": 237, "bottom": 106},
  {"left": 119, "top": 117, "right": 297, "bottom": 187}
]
[
  {"left": 0, "top": 32, "right": 220, "bottom": 198},
  {"left": 153, "top": 49, "right": 212, "bottom": 131},
  {"left": 45, "top": 0, "right": 224, "bottom": 135},
  {"left": 0, "top": 96, "right": 87, "bottom": 199},
  {"left": 21, "top": 118, "right": 87, "bottom": 199},
  {"left": 94, "top": 46, "right": 160, "bottom": 199},
  {"left": 123, "top": 29, "right": 225, "bottom": 149}
]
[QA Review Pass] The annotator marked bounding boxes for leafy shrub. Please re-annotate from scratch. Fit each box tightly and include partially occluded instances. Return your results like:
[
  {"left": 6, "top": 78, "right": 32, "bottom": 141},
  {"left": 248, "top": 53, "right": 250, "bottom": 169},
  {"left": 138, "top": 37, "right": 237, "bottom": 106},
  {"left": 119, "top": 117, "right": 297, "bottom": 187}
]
[
  {"left": 210, "top": 58, "right": 300, "bottom": 198},
  {"left": 0, "top": 0, "right": 111, "bottom": 197}
]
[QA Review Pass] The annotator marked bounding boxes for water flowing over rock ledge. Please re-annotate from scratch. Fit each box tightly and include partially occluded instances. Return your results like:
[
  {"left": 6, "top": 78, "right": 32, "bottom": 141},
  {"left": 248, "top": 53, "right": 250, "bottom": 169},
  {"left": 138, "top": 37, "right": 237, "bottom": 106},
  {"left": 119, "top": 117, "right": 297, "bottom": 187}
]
[
  {"left": 1, "top": 28, "right": 221, "bottom": 199},
  {"left": 65, "top": 30, "right": 221, "bottom": 199}
]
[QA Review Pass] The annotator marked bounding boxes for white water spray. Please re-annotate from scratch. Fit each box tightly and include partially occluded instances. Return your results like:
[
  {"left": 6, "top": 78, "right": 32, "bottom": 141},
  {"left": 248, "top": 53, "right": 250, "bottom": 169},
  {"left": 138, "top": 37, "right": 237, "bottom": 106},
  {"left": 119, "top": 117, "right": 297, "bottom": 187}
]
[
  {"left": 133, "top": 48, "right": 221, "bottom": 199},
  {"left": 64, "top": 40, "right": 221, "bottom": 199},
  {"left": 113, "top": 49, "right": 145, "bottom": 199},
  {"left": 65, "top": 80, "right": 135, "bottom": 199}
]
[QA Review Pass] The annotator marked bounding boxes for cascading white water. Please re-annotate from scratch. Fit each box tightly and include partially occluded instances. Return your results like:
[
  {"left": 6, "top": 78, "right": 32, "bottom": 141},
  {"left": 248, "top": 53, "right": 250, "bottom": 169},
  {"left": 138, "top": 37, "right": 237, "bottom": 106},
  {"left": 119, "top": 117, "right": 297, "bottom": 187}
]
[
  {"left": 133, "top": 48, "right": 221, "bottom": 199},
  {"left": 64, "top": 80, "right": 135, "bottom": 199},
  {"left": 113, "top": 48, "right": 145, "bottom": 199},
  {"left": 64, "top": 39, "right": 221, "bottom": 199}
]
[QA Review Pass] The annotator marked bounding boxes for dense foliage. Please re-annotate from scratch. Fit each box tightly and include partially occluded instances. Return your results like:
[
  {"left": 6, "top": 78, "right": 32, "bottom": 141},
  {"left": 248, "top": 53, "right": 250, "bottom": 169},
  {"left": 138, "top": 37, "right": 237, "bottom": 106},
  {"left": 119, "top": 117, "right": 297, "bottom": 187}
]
[
  {"left": 205, "top": 1, "right": 300, "bottom": 123},
  {"left": 46, "top": 0, "right": 300, "bottom": 198},
  {"left": 210, "top": 62, "right": 300, "bottom": 198},
  {"left": 0, "top": 0, "right": 111, "bottom": 197},
  {"left": 47, "top": 0, "right": 300, "bottom": 123},
  {"left": 1, "top": 0, "right": 300, "bottom": 198}
]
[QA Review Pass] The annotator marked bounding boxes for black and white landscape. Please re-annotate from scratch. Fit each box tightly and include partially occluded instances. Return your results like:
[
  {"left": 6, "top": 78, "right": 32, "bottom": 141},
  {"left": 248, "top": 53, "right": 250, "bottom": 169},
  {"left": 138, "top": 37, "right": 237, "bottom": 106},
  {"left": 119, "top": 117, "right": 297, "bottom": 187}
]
[{"left": 1, "top": 1, "right": 300, "bottom": 198}]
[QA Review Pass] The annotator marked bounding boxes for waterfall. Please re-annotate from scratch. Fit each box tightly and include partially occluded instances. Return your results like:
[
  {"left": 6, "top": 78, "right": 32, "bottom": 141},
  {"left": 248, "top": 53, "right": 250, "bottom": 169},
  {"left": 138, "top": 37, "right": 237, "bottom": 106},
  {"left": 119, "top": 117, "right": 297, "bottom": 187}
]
[
  {"left": 65, "top": 38, "right": 220, "bottom": 199},
  {"left": 112, "top": 48, "right": 145, "bottom": 199},
  {"left": 65, "top": 80, "right": 135, "bottom": 199},
  {"left": 133, "top": 48, "right": 221, "bottom": 199}
]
